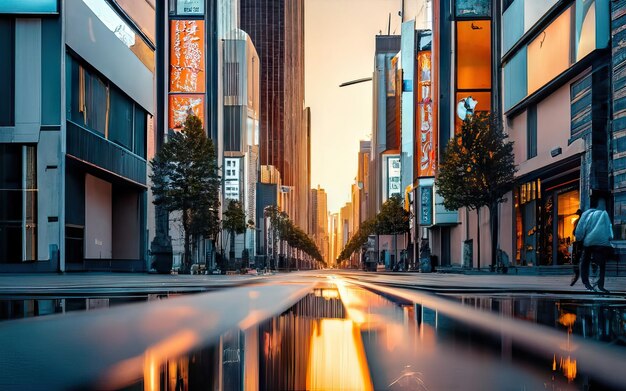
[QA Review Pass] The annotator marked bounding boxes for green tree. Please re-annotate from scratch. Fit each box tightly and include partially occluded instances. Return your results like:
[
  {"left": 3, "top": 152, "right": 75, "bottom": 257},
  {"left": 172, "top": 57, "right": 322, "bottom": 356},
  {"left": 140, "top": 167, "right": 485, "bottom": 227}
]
[
  {"left": 265, "top": 206, "right": 325, "bottom": 269},
  {"left": 222, "top": 200, "right": 247, "bottom": 262},
  {"left": 338, "top": 196, "right": 409, "bottom": 267},
  {"left": 150, "top": 114, "right": 221, "bottom": 272},
  {"left": 337, "top": 218, "right": 375, "bottom": 263},
  {"left": 436, "top": 113, "right": 516, "bottom": 269}
]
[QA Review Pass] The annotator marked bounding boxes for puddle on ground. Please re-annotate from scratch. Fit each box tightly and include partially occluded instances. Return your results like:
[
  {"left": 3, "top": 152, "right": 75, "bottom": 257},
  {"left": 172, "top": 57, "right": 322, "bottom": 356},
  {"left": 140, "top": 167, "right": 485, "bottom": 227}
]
[
  {"left": 90, "top": 284, "right": 625, "bottom": 391},
  {"left": 449, "top": 294, "right": 626, "bottom": 345},
  {"left": 0, "top": 294, "right": 179, "bottom": 321}
]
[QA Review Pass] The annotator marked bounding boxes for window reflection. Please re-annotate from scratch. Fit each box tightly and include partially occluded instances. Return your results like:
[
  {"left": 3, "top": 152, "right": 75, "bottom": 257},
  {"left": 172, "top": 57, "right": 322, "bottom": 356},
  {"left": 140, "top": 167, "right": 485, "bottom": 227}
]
[
  {"left": 527, "top": 7, "right": 572, "bottom": 94},
  {"left": 82, "top": 0, "right": 154, "bottom": 71}
]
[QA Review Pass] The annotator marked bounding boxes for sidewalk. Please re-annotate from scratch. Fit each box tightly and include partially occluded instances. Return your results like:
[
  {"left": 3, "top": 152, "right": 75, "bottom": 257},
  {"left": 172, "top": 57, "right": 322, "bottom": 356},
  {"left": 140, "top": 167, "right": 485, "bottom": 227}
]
[
  {"left": 0, "top": 272, "right": 263, "bottom": 295},
  {"left": 343, "top": 270, "right": 626, "bottom": 295}
]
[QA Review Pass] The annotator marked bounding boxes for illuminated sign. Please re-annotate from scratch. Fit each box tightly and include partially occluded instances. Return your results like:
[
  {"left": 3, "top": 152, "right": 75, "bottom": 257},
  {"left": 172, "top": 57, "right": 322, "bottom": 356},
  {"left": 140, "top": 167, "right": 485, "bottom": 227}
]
[
  {"left": 417, "top": 51, "right": 436, "bottom": 177},
  {"left": 387, "top": 157, "right": 401, "bottom": 198},
  {"left": 168, "top": 94, "right": 204, "bottom": 130},
  {"left": 224, "top": 158, "right": 240, "bottom": 201},
  {"left": 170, "top": 20, "right": 205, "bottom": 93},
  {"left": 176, "top": 0, "right": 204, "bottom": 15},
  {"left": 420, "top": 186, "right": 433, "bottom": 226},
  {"left": 0, "top": 0, "right": 58, "bottom": 14}
]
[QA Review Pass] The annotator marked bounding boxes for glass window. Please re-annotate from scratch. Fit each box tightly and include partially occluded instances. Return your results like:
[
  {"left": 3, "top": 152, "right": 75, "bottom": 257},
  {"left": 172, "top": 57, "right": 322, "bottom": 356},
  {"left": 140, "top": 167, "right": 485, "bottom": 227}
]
[
  {"left": 112, "top": 0, "right": 155, "bottom": 44},
  {"left": 454, "top": 92, "right": 491, "bottom": 132},
  {"left": 0, "top": 144, "right": 37, "bottom": 263},
  {"left": 455, "top": 0, "right": 491, "bottom": 18},
  {"left": 557, "top": 189, "right": 580, "bottom": 265},
  {"left": 82, "top": 0, "right": 154, "bottom": 71},
  {"left": 133, "top": 106, "right": 147, "bottom": 158},
  {"left": 0, "top": 18, "right": 14, "bottom": 126},
  {"left": 456, "top": 21, "right": 491, "bottom": 90},
  {"left": 109, "top": 88, "right": 133, "bottom": 149},
  {"left": 575, "top": 0, "right": 596, "bottom": 61},
  {"left": 527, "top": 7, "right": 572, "bottom": 95},
  {"left": 502, "top": 0, "right": 524, "bottom": 53},
  {"left": 503, "top": 47, "right": 527, "bottom": 111},
  {"left": 84, "top": 66, "right": 109, "bottom": 136}
]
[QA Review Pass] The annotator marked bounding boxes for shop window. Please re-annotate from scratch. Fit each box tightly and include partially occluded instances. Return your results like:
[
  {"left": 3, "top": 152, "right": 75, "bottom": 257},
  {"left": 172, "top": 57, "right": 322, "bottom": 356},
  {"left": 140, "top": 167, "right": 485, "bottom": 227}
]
[
  {"left": 557, "top": 189, "right": 580, "bottom": 265},
  {"left": 527, "top": 7, "right": 572, "bottom": 95},
  {"left": 0, "top": 18, "right": 14, "bottom": 126},
  {"left": 456, "top": 20, "right": 491, "bottom": 90},
  {"left": 0, "top": 144, "right": 37, "bottom": 263},
  {"left": 515, "top": 180, "right": 541, "bottom": 266}
]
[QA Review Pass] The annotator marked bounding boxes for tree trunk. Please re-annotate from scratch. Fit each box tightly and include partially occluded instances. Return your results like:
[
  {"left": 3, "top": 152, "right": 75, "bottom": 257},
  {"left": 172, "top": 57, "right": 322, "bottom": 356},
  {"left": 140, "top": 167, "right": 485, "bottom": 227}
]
[
  {"left": 489, "top": 203, "right": 498, "bottom": 269},
  {"left": 476, "top": 208, "right": 481, "bottom": 270},
  {"left": 229, "top": 230, "right": 235, "bottom": 262},
  {"left": 394, "top": 233, "right": 398, "bottom": 271},
  {"left": 182, "top": 209, "right": 191, "bottom": 273}
]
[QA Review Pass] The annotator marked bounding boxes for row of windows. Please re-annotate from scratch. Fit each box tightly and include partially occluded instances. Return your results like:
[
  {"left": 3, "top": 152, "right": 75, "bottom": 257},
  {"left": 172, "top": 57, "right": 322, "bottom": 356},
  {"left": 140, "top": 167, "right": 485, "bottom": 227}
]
[
  {"left": 503, "top": 0, "right": 608, "bottom": 111},
  {"left": 67, "top": 55, "right": 147, "bottom": 159}
]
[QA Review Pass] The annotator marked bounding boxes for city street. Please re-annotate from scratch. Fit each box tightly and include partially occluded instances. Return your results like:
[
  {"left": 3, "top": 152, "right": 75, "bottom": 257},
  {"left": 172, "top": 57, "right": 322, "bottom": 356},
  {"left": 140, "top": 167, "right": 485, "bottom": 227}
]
[{"left": 1, "top": 271, "right": 625, "bottom": 390}]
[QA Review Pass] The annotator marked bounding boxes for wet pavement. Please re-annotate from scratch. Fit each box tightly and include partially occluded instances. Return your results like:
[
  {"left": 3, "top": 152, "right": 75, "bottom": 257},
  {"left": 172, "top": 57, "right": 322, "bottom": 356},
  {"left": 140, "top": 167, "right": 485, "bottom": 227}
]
[{"left": 1, "top": 272, "right": 625, "bottom": 390}]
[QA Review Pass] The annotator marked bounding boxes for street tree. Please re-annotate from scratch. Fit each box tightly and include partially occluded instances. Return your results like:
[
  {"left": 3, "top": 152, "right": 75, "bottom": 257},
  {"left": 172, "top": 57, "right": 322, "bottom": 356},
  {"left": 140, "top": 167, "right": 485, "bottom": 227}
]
[
  {"left": 338, "top": 196, "right": 409, "bottom": 267},
  {"left": 436, "top": 113, "right": 516, "bottom": 269},
  {"left": 222, "top": 200, "right": 247, "bottom": 262},
  {"left": 337, "top": 218, "right": 375, "bottom": 263},
  {"left": 150, "top": 114, "right": 221, "bottom": 272}
]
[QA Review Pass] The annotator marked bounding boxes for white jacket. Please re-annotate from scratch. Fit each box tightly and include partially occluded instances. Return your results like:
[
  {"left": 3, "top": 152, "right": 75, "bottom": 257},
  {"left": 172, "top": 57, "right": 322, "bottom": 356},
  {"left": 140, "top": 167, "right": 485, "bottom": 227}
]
[{"left": 574, "top": 208, "right": 613, "bottom": 247}]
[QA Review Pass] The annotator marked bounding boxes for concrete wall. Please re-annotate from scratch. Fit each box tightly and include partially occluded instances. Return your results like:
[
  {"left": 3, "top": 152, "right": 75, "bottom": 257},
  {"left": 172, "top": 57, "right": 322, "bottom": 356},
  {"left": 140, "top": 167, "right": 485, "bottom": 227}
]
[
  {"left": 510, "top": 83, "right": 584, "bottom": 177},
  {"left": 85, "top": 174, "right": 112, "bottom": 259}
]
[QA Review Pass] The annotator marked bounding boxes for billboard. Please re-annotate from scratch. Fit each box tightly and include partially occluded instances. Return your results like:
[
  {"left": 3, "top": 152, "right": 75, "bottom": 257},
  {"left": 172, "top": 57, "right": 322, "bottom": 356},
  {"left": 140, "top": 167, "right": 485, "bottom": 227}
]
[
  {"left": 387, "top": 157, "right": 401, "bottom": 198},
  {"left": 416, "top": 51, "right": 436, "bottom": 177},
  {"left": 168, "top": 95, "right": 204, "bottom": 130},
  {"left": 170, "top": 20, "right": 205, "bottom": 93}
]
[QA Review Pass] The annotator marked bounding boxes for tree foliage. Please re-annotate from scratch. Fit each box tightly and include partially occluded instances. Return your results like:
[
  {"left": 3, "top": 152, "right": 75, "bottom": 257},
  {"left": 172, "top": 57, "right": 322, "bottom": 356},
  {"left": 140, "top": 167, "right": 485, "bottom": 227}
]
[
  {"left": 337, "top": 195, "right": 409, "bottom": 262},
  {"left": 266, "top": 205, "right": 325, "bottom": 267},
  {"left": 436, "top": 113, "right": 516, "bottom": 211},
  {"left": 150, "top": 114, "right": 221, "bottom": 271},
  {"left": 436, "top": 113, "right": 516, "bottom": 267}
]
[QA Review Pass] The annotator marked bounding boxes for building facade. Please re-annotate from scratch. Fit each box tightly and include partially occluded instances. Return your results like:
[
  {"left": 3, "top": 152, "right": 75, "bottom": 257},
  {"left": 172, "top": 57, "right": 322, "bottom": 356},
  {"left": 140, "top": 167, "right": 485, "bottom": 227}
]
[
  {"left": 240, "top": 0, "right": 309, "bottom": 232},
  {"left": 0, "top": 0, "right": 155, "bottom": 272}
]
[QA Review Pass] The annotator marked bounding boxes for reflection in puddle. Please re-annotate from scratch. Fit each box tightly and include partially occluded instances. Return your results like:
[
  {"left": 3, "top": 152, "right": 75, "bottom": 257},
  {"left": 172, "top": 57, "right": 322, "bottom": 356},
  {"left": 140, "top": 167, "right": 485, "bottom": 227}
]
[
  {"left": 88, "top": 285, "right": 626, "bottom": 390},
  {"left": 452, "top": 295, "right": 626, "bottom": 344},
  {"left": 0, "top": 294, "right": 175, "bottom": 321}
]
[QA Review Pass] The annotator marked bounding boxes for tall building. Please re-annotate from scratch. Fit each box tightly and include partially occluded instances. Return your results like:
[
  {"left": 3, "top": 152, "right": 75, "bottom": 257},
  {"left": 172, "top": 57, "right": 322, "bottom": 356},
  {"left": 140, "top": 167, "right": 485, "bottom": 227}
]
[
  {"left": 310, "top": 185, "right": 328, "bottom": 263},
  {"left": 369, "top": 35, "right": 402, "bottom": 219},
  {"left": 222, "top": 30, "right": 261, "bottom": 261},
  {"left": 240, "top": 0, "right": 309, "bottom": 231},
  {"left": 0, "top": 0, "right": 155, "bottom": 272}
]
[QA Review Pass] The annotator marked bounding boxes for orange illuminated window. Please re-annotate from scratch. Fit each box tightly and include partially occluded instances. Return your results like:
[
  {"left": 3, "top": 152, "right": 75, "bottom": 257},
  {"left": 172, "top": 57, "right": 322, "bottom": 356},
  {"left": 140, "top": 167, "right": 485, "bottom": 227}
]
[
  {"left": 454, "top": 92, "right": 490, "bottom": 133},
  {"left": 527, "top": 7, "right": 572, "bottom": 94},
  {"left": 456, "top": 20, "right": 491, "bottom": 90}
]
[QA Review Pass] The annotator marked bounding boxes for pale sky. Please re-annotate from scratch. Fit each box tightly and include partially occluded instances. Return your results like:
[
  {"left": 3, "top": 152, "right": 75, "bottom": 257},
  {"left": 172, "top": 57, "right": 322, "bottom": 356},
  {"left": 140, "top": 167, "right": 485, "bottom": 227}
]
[{"left": 305, "top": 0, "right": 426, "bottom": 213}]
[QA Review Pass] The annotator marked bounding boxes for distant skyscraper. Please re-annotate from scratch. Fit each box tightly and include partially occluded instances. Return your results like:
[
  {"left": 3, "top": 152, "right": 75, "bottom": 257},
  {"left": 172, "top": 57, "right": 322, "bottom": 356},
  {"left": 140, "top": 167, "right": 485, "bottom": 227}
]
[{"left": 240, "top": 0, "right": 308, "bottom": 230}]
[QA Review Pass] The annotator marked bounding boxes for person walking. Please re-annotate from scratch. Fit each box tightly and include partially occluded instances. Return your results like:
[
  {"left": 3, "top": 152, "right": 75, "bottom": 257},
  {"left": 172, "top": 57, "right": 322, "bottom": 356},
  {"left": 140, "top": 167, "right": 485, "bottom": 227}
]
[
  {"left": 569, "top": 209, "right": 583, "bottom": 286},
  {"left": 574, "top": 197, "right": 613, "bottom": 293}
]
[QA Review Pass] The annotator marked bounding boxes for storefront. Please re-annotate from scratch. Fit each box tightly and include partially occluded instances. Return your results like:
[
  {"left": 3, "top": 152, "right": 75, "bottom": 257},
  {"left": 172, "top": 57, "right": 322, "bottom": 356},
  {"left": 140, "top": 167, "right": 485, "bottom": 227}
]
[{"left": 514, "top": 161, "right": 581, "bottom": 267}]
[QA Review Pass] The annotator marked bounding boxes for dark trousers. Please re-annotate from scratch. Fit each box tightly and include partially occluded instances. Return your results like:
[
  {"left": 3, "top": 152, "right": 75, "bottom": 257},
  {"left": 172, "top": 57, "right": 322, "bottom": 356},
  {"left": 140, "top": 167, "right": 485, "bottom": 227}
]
[{"left": 580, "top": 245, "right": 610, "bottom": 289}]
